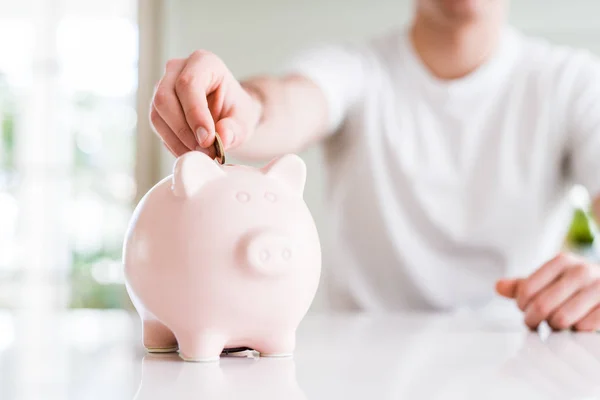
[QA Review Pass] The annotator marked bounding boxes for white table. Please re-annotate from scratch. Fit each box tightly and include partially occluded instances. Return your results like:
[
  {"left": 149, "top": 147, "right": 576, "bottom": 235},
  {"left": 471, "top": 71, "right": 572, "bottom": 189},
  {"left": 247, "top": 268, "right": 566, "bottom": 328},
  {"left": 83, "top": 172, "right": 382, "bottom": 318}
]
[{"left": 0, "top": 310, "right": 599, "bottom": 400}]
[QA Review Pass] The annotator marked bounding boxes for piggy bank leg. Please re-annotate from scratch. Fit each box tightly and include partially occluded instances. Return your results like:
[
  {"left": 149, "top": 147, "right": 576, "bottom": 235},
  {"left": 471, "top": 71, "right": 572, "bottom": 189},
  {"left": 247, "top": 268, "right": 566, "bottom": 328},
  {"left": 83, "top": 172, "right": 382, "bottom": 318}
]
[
  {"left": 177, "top": 331, "right": 226, "bottom": 362},
  {"left": 255, "top": 332, "right": 296, "bottom": 358},
  {"left": 143, "top": 320, "right": 178, "bottom": 353}
]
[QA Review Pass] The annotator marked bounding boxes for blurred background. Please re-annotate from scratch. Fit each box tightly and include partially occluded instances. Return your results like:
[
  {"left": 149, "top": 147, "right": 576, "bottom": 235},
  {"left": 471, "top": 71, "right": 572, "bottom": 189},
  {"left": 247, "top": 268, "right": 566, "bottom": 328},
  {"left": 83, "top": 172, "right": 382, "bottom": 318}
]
[{"left": 0, "top": 0, "right": 598, "bottom": 314}]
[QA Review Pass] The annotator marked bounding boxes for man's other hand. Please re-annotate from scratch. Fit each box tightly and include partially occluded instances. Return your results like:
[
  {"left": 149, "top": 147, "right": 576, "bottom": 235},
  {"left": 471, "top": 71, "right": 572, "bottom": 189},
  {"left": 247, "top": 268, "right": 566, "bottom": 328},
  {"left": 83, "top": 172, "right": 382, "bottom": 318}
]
[{"left": 496, "top": 253, "right": 600, "bottom": 331}]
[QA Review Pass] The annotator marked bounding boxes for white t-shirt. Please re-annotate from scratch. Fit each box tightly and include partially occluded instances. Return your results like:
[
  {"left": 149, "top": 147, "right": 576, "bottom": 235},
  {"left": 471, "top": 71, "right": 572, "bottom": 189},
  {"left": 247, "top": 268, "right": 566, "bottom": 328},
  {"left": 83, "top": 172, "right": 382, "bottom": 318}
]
[{"left": 284, "top": 26, "right": 600, "bottom": 313}]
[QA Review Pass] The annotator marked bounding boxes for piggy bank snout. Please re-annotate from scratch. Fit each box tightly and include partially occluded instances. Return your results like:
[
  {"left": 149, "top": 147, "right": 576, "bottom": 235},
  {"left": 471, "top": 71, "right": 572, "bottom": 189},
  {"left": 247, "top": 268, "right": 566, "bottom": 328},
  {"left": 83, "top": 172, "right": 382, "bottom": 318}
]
[{"left": 245, "top": 231, "right": 295, "bottom": 274}]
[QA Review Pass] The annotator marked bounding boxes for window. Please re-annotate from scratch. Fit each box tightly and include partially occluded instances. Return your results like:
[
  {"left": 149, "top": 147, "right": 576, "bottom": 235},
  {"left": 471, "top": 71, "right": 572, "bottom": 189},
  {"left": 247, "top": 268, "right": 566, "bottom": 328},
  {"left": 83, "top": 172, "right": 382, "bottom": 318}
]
[{"left": 0, "top": 0, "right": 138, "bottom": 309}]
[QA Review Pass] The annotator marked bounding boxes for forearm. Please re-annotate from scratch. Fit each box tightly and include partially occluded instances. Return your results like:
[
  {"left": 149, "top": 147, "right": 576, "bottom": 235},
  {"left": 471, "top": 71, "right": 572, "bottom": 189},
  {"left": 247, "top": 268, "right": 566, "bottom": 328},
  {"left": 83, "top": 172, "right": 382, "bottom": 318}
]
[
  {"left": 593, "top": 196, "right": 600, "bottom": 225},
  {"left": 230, "top": 74, "right": 329, "bottom": 161}
]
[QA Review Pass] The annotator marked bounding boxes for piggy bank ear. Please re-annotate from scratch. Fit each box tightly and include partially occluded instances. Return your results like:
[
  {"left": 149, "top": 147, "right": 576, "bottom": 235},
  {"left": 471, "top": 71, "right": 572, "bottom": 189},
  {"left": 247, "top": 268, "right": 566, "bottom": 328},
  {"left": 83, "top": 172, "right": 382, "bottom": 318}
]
[
  {"left": 172, "top": 151, "right": 224, "bottom": 197},
  {"left": 263, "top": 154, "right": 306, "bottom": 194}
]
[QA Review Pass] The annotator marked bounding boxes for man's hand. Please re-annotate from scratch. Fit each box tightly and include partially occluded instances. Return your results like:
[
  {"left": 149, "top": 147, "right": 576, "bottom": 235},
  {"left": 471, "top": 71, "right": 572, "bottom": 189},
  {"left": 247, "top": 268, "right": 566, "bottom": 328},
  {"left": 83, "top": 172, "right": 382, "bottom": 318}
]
[
  {"left": 150, "top": 50, "right": 330, "bottom": 161},
  {"left": 496, "top": 253, "right": 600, "bottom": 331},
  {"left": 150, "top": 50, "right": 262, "bottom": 157}
]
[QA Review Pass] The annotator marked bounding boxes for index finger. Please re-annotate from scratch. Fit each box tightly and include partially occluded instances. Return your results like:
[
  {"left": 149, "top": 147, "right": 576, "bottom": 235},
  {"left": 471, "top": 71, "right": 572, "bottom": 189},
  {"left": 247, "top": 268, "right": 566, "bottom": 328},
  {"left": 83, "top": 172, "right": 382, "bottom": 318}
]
[
  {"left": 174, "top": 50, "right": 224, "bottom": 148},
  {"left": 496, "top": 278, "right": 523, "bottom": 299},
  {"left": 517, "top": 253, "right": 578, "bottom": 311}
]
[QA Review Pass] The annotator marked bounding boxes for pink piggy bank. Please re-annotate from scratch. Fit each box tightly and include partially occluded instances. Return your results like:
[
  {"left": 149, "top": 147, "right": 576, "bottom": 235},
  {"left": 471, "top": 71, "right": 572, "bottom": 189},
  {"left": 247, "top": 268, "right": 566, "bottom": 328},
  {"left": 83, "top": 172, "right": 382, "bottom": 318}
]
[{"left": 123, "top": 151, "right": 321, "bottom": 362}]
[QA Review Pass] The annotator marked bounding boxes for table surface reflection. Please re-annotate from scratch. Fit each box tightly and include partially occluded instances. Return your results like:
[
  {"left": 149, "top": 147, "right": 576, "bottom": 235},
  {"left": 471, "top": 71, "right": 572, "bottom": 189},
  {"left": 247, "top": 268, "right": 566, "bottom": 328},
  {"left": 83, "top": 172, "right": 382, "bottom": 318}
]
[{"left": 0, "top": 310, "right": 599, "bottom": 400}]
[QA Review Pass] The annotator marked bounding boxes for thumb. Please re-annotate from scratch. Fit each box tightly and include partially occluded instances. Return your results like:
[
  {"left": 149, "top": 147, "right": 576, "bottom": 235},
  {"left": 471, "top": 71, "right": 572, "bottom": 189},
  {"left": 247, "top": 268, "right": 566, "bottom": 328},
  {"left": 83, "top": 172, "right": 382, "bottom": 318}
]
[
  {"left": 215, "top": 117, "right": 243, "bottom": 150},
  {"left": 495, "top": 278, "right": 522, "bottom": 299}
]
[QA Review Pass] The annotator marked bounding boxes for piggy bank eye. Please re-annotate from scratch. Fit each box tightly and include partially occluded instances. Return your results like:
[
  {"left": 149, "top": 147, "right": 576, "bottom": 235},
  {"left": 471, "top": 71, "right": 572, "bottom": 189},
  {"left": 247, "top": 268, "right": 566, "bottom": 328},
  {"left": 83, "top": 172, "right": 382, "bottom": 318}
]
[
  {"left": 264, "top": 192, "right": 277, "bottom": 202},
  {"left": 236, "top": 192, "right": 250, "bottom": 203}
]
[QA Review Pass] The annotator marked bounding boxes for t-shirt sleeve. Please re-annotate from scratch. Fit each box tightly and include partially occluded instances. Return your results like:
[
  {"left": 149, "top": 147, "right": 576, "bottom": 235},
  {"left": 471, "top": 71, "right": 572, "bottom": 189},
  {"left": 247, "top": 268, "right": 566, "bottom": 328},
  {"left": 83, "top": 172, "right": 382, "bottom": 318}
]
[
  {"left": 566, "top": 51, "right": 600, "bottom": 198},
  {"left": 280, "top": 44, "right": 368, "bottom": 134}
]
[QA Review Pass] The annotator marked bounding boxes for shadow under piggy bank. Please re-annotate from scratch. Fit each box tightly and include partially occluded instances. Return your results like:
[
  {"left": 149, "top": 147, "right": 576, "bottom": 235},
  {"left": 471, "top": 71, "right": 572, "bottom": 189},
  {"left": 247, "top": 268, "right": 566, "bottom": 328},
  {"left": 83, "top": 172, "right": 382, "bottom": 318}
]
[{"left": 132, "top": 353, "right": 308, "bottom": 400}]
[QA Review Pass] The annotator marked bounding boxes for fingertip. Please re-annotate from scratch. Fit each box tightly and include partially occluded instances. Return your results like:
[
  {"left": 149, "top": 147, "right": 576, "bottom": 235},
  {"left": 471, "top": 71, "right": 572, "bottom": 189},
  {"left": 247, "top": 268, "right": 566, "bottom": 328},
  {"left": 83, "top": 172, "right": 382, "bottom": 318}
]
[
  {"left": 495, "top": 281, "right": 508, "bottom": 297},
  {"left": 527, "top": 316, "right": 543, "bottom": 331},
  {"left": 215, "top": 118, "right": 241, "bottom": 150},
  {"left": 195, "top": 127, "right": 209, "bottom": 145},
  {"left": 194, "top": 127, "right": 215, "bottom": 149},
  {"left": 202, "top": 129, "right": 216, "bottom": 148},
  {"left": 496, "top": 279, "right": 518, "bottom": 299},
  {"left": 220, "top": 129, "right": 235, "bottom": 149}
]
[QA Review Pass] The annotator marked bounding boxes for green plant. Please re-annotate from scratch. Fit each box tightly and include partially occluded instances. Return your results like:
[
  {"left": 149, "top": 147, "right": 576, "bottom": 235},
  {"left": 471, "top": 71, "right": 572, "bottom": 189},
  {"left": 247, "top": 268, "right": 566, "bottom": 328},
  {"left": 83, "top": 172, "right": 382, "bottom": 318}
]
[
  {"left": 0, "top": 76, "right": 16, "bottom": 169},
  {"left": 566, "top": 208, "right": 595, "bottom": 247},
  {"left": 69, "top": 248, "right": 133, "bottom": 309},
  {"left": 1, "top": 112, "right": 15, "bottom": 168}
]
